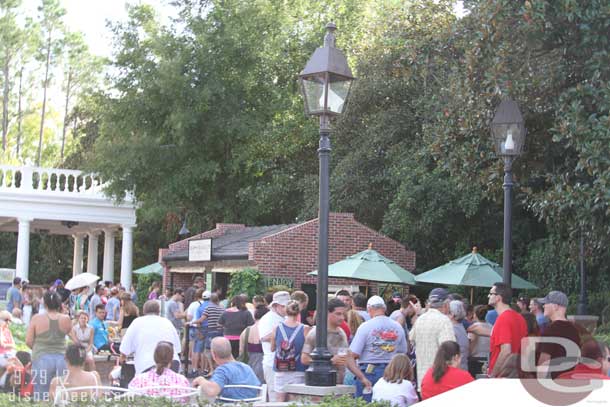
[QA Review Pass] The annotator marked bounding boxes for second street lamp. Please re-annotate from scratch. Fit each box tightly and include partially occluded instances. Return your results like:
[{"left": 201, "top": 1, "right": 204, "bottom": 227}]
[
  {"left": 299, "top": 23, "right": 354, "bottom": 387},
  {"left": 491, "top": 98, "right": 526, "bottom": 288}
]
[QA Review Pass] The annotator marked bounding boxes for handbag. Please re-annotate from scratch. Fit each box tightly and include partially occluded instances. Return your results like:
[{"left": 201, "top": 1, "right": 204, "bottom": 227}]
[{"left": 237, "top": 327, "right": 250, "bottom": 364}]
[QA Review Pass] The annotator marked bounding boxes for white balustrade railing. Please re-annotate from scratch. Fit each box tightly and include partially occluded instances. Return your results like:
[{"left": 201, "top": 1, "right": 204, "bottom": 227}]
[{"left": 0, "top": 165, "right": 107, "bottom": 198}]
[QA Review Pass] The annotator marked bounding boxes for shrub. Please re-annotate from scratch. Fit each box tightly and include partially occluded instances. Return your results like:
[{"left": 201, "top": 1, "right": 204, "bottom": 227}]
[
  {"left": 135, "top": 273, "right": 162, "bottom": 306},
  {"left": 227, "top": 268, "right": 264, "bottom": 299}
]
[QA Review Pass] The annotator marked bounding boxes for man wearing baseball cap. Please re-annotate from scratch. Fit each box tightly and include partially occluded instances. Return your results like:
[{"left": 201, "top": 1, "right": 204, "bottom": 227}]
[
  {"left": 349, "top": 295, "right": 408, "bottom": 401},
  {"left": 258, "top": 291, "right": 289, "bottom": 402},
  {"left": 409, "top": 288, "right": 456, "bottom": 390},
  {"left": 538, "top": 290, "right": 581, "bottom": 378}
]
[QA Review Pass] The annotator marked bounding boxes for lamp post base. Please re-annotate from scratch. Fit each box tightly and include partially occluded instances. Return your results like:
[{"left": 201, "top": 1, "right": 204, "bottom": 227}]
[{"left": 305, "top": 350, "right": 337, "bottom": 386}]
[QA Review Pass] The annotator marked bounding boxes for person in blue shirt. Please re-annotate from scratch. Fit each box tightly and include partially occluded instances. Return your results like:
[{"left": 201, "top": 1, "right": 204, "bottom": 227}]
[
  {"left": 89, "top": 304, "right": 110, "bottom": 352},
  {"left": 485, "top": 308, "right": 498, "bottom": 326},
  {"left": 6, "top": 277, "right": 22, "bottom": 313},
  {"left": 193, "top": 291, "right": 211, "bottom": 375},
  {"left": 193, "top": 337, "right": 260, "bottom": 401},
  {"left": 105, "top": 287, "right": 120, "bottom": 322}
]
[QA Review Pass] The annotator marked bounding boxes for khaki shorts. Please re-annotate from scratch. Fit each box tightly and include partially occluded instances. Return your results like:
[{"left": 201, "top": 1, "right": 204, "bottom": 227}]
[
  {"left": 274, "top": 371, "right": 306, "bottom": 392},
  {"left": 263, "top": 365, "right": 277, "bottom": 401}
]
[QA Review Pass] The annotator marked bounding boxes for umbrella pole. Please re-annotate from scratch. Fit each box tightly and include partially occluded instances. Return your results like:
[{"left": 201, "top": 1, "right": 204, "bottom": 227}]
[{"left": 470, "top": 287, "right": 474, "bottom": 305}]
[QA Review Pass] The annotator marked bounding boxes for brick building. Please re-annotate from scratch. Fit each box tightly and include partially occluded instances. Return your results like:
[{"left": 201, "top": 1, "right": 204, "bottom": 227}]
[{"left": 160, "top": 212, "right": 415, "bottom": 304}]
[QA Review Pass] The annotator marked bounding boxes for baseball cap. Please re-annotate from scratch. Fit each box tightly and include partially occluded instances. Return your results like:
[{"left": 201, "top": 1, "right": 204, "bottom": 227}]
[
  {"left": 539, "top": 291, "right": 568, "bottom": 307},
  {"left": 270, "top": 291, "right": 291, "bottom": 307},
  {"left": 366, "top": 295, "right": 386, "bottom": 308},
  {"left": 202, "top": 290, "right": 211, "bottom": 299},
  {"left": 428, "top": 288, "right": 449, "bottom": 304},
  {"left": 54, "top": 279, "right": 63, "bottom": 286}
]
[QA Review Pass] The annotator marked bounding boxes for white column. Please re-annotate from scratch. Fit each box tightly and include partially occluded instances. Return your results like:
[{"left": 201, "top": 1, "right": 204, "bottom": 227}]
[
  {"left": 86, "top": 231, "right": 100, "bottom": 275},
  {"left": 72, "top": 233, "right": 85, "bottom": 277},
  {"left": 15, "top": 218, "right": 32, "bottom": 281},
  {"left": 120, "top": 224, "right": 135, "bottom": 290},
  {"left": 102, "top": 228, "right": 115, "bottom": 283}
]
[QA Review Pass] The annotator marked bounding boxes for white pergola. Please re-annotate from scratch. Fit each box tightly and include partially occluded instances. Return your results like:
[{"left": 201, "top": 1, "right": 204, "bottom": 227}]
[{"left": 0, "top": 165, "right": 137, "bottom": 289}]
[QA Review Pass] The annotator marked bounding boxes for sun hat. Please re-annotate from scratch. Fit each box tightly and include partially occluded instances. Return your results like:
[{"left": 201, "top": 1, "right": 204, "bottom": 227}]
[{"left": 270, "top": 291, "right": 291, "bottom": 307}]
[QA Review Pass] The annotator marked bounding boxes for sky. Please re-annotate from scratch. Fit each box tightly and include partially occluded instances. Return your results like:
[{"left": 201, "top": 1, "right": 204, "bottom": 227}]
[
  {"left": 62, "top": 0, "right": 176, "bottom": 57},
  {"left": 60, "top": 1, "right": 466, "bottom": 58}
]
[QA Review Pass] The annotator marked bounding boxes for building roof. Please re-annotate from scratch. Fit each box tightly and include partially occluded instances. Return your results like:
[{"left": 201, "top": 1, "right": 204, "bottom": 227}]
[{"left": 163, "top": 224, "right": 295, "bottom": 261}]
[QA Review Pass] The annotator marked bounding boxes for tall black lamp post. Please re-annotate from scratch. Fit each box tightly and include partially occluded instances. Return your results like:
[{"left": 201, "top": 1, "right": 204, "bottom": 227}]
[
  {"left": 299, "top": 23, "right": 354, "bottom": 387},
  {"left": 491, "top": 99, "right": 526, "bottom": 288}
]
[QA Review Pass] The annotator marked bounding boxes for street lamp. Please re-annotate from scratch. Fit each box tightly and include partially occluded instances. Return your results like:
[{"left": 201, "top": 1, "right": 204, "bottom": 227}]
[
  {"left": 299, "top": 23, "right": 354, "bottom": 387},
  {"left": 491, "top": 98, "right": 526, "bottom": 288}
]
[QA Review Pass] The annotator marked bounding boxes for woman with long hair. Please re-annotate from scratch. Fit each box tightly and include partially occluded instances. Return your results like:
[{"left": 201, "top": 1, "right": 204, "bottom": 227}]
[
  {"left": 421, "top": 340, "right": 474, "bottom": 400},
  {"left": 26, "top": 291, "right": 73, "bottom": 400},
  {"left": 271, "top": 300, "right": 311, "bottom": 402},
  {"left": 346, "top": 309, "right": 363, "bottom": 342},
  {"left": 21, "top": 282, "right": 33, "bottom": 326},
  {"left": 117, "top": 292, "right": 139, "bottom": 334},
  {"left": 50, "top": 344, "right": 101, "bottom": 404},
  {"left": 372, "top": 353, "right": 418, "bottom": 407},
  {"left": 219, "top": 295, "right": 254, "bottom": 358},
  {"left": 238, "top": 304, "right": 268, "bottom": 384},
  {"left": 128, "top": 341, "right": 190, "bottom": 401},
  {"left": 69, "top": 311, "right": 95, "bottom": 371}
]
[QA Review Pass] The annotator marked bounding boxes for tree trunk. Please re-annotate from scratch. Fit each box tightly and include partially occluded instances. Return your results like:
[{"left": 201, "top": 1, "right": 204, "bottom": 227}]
[
  {"left": 37, "top": 32, "right": 52, "bottom": 167},
  {"left": 2, "top": 56, "right": 9, "bottom": 152},
  {"left": 16, "top": 67, "right": 22, "bottom": 158},
  {"left": 61, "top": 68, "right": 72, "bottom": 162}
]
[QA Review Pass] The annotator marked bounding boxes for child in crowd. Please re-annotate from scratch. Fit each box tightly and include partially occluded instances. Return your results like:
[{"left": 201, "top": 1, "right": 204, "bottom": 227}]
[{"left": 372, "top": 354, "right": 418, "bottom": 407}]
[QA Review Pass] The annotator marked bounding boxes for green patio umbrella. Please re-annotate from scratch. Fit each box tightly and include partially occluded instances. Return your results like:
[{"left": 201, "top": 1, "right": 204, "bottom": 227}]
[
  {"left": 309, "top": 245, "right": 417, "bottom": 286},
  {"left": 415, "top": 247, "right": 537, "bottom": 302},
  {"left": 133, "top": 262, "right": 164, "bottom": 275}
]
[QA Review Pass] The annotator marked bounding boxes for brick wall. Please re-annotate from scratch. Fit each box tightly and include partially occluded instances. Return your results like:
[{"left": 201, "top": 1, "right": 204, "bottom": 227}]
[
  {"left": 159, "top": 248, "right": 169, "bottom": 289},
  {"left": 250, "top": 212, "right": 416, "bottom": 291}
]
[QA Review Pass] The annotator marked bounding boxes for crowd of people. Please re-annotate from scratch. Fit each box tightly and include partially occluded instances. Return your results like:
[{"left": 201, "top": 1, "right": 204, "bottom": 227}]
[{"left": 1, "top": 274, "right": 609, "bottom": 405}]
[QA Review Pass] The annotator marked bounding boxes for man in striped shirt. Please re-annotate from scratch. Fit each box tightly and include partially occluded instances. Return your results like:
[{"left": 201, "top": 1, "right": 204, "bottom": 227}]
[{"left": 194, "top": 293, "right": 225, "bottom": 372}]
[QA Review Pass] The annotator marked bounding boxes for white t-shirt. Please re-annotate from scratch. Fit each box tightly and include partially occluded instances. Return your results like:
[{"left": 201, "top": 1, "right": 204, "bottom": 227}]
[
  {"left": 372, "top": 377, "right": 418, "bottom": 407},
  {"left": 257, "top": 310, "right": 284, "bottom": 368},
  {"left": 119, "top": 314, "right": 182, "bottom": 374},
  {"left": 186, "top": 300, "right": 202, "bottom": 323}
]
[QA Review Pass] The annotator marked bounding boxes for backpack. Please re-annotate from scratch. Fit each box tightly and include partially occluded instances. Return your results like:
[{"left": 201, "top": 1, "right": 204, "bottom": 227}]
[{"left": 274, "top": 323, "right": 303, "bottom": 372}]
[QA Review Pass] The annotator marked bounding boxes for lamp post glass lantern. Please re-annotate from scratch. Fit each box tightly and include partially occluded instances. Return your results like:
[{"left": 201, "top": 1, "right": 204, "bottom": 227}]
[
  {"left": 299, "top": 23, "right": 354, "bottom": 387},
  {"left": 491, "top": 98, "right": 526, "bottom": 288}
]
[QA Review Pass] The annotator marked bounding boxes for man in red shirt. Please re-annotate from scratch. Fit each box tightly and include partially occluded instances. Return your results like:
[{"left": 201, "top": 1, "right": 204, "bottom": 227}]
[{"left": 488, "top": 282, "right": 528, "bottom": 376}]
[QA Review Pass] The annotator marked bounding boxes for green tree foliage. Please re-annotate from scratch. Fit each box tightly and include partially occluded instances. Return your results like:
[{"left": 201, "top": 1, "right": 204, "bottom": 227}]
[
  {"left": 228, "top": 268, "right": 264, "bottom": 300},
  {"left": 1, "top": 0, "right": 607, "bottom": 311}
]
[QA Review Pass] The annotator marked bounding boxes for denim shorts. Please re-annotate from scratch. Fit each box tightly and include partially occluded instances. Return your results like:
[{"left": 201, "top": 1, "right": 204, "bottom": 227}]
[
  {"left": 194, "top": 337, "right": 205, "bottom": 353},
  {"left": 205, "top": 331, "right": 223, "bottom": 349},
  {"left": 32, "top": 353, "right": 67, "bottom": 402}
]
